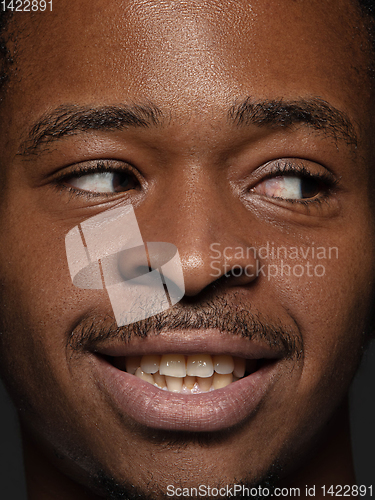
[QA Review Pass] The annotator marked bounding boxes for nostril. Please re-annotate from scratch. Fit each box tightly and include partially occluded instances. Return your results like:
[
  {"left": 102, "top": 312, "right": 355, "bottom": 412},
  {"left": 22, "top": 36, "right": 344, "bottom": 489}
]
[
  {"left": 227, "top": 263, "right": 258, "bottom": 280},
  {"left": 117, "top": 245, "right": 150, "bottom": 281}
]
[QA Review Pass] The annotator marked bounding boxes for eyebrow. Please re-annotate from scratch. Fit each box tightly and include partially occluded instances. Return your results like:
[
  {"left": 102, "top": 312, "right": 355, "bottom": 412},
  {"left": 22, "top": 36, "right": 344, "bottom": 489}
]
[
  {"left": 19, "top": 102, "right": 164, "bottom": 155},
  {"left": 228, "top": 97, "right": 358, "bottom": 147},
  {"left": 19, "top": 97, "right": 358, "bottom": 156}
]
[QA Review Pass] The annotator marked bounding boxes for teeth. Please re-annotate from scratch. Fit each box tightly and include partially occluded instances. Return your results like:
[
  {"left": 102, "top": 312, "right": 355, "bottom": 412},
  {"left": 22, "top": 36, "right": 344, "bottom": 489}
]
[
  {"left": 184, "top": 375, "right": 196, "bottom": 389},
  {"left": 134, "top": 367, "right": 155, "bottom": 384},
  {"left": 165, "top": 375, "right": 183, "bottom": 392},
  {"left": 159, "top": 354, "right": 186, "bottom": 377},
  {"left": 120, "top": 353, "right": 261, "bottom": 393},
  {"left": 213, "top": 355, "right": 234, "bottom": 374},
  {"left": 213, "top": 372, "right": 233, "bottom": 389},
  {"left": 186, "top": 354, "right": 214, "bottom": 377},
  {"left": 125, "top": 356, "right": 142, "bottom": 374},
  {"left": 197, "top": 375, "right": 213, "bottom": 392},
  {"left": 153, "top": 372, "right": 167, "bottom": 388},
  {"left": 141, "top": 355, "right": 161, "bottom": 374},
  {"left": 233, "top": 357, "right": 246, "bottom": 378}
]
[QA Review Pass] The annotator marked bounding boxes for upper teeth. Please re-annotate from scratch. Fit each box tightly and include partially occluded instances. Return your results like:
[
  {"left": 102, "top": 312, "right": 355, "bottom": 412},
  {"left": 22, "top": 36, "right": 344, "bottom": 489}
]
[
  {"left": 125, "top": 354, "right": 246, "bottom": 378},
  {"left": 111, "top": 354, "right": 253, "bottom": 393}
]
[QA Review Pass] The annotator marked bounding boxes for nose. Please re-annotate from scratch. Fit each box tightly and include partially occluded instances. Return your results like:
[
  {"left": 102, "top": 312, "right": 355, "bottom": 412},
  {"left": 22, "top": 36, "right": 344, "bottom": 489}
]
[
  {"left": 139, "top": 170, "right": 259, "bottom": 297},
  {"left": 177, "top": 223, "right": 259, "bottom": 297}
]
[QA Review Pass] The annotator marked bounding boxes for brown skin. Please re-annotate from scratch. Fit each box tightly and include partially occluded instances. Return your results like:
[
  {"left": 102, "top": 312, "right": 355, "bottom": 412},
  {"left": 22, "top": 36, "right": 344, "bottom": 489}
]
[{"left": 0, "top": 0, "right": 375, "bottom": 498}]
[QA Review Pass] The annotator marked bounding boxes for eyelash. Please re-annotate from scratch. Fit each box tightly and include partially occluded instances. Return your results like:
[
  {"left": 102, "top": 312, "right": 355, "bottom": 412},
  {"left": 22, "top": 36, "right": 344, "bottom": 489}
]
[{"left": 256, "top": 160, "right": 338, "bottom": 204}]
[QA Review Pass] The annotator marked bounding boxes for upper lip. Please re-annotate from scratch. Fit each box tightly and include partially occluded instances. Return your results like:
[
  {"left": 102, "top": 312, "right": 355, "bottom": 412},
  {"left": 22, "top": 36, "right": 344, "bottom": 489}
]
[{"left": 90, "top": 328, "right": 286, "bottom": 360}]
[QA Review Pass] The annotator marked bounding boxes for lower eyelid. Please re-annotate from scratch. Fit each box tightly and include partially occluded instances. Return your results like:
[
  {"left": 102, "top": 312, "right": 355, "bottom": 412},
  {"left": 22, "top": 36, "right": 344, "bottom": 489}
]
[{"left": 246, "top": 189, "right": 339, "bottom": 220}]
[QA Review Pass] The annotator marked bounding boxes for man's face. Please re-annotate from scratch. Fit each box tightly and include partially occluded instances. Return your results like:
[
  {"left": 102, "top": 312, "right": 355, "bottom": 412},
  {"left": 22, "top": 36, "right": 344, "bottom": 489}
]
[{"left": 0, "top": 0, "right": 375, "bottom": 496}]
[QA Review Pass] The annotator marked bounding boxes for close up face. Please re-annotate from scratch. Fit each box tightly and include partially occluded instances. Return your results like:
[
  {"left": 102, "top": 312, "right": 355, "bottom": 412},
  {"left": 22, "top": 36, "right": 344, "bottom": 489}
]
[{"left": 0, "top": 0, "right": 375, "bottom": 497}]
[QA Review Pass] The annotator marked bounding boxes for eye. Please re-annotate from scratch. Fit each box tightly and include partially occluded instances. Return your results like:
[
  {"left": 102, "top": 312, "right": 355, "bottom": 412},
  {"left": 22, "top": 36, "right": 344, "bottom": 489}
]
[
  {"left": 251, "top": 160, "right": 337, "bottom": 203},
  {"left": 66, "top": 171, "right": 137, "bottom": 193},
  {"left": 61, "top": 161, "right": 140, "bottom": 194},
  {"left": 254, "top": 175, "right": 323, "bottom": 200}
]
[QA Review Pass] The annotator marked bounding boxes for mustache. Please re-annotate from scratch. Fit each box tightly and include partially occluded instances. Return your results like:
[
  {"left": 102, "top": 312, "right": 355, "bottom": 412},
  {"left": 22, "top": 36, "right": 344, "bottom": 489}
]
[{"left": 67, "top": 294, "right": 304, "bottom": 359}]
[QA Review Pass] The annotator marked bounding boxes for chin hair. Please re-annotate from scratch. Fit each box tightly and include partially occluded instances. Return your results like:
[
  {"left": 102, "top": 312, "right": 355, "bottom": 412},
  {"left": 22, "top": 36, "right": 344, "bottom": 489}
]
[{"left": 91, "top": 464, "right": 283, "bottom": 500}]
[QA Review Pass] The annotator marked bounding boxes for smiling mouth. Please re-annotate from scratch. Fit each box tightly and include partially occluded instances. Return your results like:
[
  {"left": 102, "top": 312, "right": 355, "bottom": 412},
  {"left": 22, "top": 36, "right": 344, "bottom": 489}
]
[
  {"left": 92, "top": 333, "right": 284, "bottom": 431},
  {"left": 108, "top": 353, "right": 269, "bottom": 394}
]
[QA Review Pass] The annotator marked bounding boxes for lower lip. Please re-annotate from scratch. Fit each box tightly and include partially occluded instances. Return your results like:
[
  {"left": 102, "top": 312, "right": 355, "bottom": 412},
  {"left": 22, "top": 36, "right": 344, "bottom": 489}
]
[{"left": 93, "top": 356, "right": 279, "bottom": 432}]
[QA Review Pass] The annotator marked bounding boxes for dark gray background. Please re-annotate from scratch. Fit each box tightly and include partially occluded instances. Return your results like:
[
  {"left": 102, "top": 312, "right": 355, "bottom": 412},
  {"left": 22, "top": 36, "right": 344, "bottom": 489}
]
[{"left": 0, "top": 342, "right": 374, "bottom": 499}]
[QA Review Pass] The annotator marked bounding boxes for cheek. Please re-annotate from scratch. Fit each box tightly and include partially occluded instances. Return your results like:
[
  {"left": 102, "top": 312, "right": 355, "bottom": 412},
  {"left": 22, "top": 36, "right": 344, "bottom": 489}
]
[
  {"left": 0, "top": 217, "right": 103, "bottom": 457},
  {"left": 0, "top": 217, "right": 69, "bottom": 330},
  {"left": 0, "top": 216, "right": 62, "bottom": 391},
  {"left": 274, "top": 238, "right": 375, "bottom": 395},
  {"left": 0, "top": 193, "right": 111, "bottom": 332},
  {"left": 0, "top": 207, "right": 97, "bottom": 397}
]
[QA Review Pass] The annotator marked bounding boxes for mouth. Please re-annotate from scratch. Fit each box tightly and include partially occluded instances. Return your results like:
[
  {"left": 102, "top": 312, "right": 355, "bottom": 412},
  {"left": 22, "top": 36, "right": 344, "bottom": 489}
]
[
  {"left": 91, "top": 332, "right": 284, "bottom": 432},
  {"left": 109, "top": 353, "right": 267, "bottom": 394}
]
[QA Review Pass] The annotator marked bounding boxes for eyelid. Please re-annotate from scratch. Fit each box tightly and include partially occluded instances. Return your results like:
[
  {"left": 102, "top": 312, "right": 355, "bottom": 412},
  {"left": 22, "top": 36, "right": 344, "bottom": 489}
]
[
  {"left": 263, "top": 159, "right": 338, "bottom": 187},
  {"left": 54, "top": 158, "right": 141, "bottom": 180}
]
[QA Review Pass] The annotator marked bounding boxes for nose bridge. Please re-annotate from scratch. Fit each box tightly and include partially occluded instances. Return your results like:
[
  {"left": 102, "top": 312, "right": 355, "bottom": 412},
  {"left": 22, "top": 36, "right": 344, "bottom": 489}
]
[
  {"left": 145, "top": 164, "right": 258, "bottom": 295},
  {"left": 158, "top": 163, "right": 229, "bottom": 249}
]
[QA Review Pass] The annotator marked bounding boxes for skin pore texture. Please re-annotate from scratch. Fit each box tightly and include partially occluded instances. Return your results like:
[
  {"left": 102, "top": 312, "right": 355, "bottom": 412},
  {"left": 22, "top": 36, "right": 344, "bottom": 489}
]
[{"left": 0, "top": 0, "right": 375, "bottom": 498}]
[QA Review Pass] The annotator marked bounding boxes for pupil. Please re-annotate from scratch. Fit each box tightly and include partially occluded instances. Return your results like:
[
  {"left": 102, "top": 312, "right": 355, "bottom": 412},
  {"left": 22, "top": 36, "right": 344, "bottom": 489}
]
[
  {"left": 300, "top": 178, "right": 320, "bottom": 199},
  {"left": 113, "top": 173, "right": 132, "bottom": 192}
]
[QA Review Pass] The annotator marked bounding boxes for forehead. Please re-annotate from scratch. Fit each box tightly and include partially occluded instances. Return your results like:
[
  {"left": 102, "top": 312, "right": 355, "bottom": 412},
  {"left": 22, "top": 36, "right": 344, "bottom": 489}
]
[{"left": 4, "top": 0, "right": 371, "bottom": 128}]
